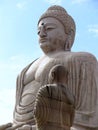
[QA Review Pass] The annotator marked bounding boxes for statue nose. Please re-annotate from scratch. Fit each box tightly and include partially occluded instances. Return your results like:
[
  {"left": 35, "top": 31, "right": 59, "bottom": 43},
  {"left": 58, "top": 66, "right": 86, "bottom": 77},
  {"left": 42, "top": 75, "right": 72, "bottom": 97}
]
[{"left": 39, "top": 27, "right": 47, "bottom": 37}]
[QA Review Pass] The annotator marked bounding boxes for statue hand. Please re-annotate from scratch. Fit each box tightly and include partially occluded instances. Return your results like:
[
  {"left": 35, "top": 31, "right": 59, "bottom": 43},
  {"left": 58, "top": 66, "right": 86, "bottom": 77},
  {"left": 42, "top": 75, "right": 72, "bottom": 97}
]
[
  {"left": 6, "top": 123, "right": 25, "bottom": 130},
  {"left": 5, "top": 124, "right": 36, "bottom": 130},
  {"left": 0, "top": 123, "right": 12, "bottom": 130},
  {"left": 16, "top": 125, "right": 33, "bottom": 130}
]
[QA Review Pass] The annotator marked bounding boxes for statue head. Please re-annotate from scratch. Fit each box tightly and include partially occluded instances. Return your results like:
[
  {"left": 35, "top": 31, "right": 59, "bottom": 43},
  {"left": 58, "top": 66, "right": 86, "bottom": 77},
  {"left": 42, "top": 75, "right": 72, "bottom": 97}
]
[{"left": 38, "top": 5, "right": 76, "bottom": 53}]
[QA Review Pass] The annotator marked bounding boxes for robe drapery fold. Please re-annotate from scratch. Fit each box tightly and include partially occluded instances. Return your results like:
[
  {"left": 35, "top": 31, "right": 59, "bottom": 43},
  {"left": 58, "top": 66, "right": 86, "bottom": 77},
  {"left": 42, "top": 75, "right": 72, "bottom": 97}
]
[
  {"left": 13, "top": 60, "right": 38, "bottom": 125},
  {"left": 13, "top": 52, "right": 98, "bottom": 126},
  {"left": 66, "top": 52, "right": 97, "bottom": 115}
]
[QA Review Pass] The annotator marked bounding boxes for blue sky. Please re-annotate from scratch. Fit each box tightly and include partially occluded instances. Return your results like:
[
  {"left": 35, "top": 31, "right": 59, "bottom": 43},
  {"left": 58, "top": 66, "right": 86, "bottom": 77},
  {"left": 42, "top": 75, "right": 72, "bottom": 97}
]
[{"left": 0, "top": 0, "right": 98, "bottom": 124}]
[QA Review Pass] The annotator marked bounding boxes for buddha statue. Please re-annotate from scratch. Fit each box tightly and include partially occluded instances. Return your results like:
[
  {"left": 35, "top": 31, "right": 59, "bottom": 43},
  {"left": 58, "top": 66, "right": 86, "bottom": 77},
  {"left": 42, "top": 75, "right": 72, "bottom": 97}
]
[{"left": 0, "top": 5, "right": 98, "bottom": 130}]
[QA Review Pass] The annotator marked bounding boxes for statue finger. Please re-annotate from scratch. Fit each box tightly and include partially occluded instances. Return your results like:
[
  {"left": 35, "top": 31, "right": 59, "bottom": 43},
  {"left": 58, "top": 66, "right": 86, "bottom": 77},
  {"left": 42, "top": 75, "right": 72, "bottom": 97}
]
[{"left": 0, "top": 123, "right": 12, "bottom": 130}]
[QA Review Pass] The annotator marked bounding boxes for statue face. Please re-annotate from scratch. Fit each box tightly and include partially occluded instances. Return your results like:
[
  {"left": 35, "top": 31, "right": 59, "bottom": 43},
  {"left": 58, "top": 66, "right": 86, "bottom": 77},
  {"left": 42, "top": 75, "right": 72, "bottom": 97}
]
[{"left": 38, "top": 17, "right": 67, "bottom": 54}]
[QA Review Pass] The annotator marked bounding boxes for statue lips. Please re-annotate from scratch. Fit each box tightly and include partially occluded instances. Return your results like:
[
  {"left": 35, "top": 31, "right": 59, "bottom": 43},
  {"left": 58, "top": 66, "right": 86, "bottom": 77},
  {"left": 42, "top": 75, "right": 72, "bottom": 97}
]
[{"left": 39, "top": 38, "right": 48, "bottom": 43}]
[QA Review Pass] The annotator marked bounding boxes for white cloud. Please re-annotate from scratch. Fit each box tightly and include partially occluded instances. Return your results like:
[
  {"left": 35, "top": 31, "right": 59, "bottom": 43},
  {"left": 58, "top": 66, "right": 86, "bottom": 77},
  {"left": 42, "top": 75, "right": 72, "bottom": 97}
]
[
  {"left": 44, "top": 0, "right": 62, "bottom": 5},
  {"left": 16, "top": 1, "right": 27, "bottom": 9},
  {"left": 72, "top": 0, "right": 88, "bottom": 4},
  {"left": 88, "top": 24, "right": 98, "bottom": 37}
]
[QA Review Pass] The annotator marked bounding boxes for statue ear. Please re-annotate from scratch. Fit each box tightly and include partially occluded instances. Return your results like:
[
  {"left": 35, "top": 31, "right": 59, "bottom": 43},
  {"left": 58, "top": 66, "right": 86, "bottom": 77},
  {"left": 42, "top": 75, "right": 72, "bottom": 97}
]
[
  {"left": 65, "top": 30, "right": 74, "bottom": 51},
  {"left": 51, "top": 72, "right": 55, "bottom": 79},
  {"left": 48, "top": 71, "right": 54, "bottom": 83}
]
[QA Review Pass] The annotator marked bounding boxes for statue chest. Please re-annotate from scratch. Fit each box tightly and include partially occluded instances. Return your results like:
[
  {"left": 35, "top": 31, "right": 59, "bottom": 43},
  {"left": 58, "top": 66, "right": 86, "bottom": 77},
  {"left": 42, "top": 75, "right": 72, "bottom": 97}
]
[
  {"left": 24, "top": 53, "right": 69, "bottom": 86},
  {"left": 20, "top": 55, "right": 66, "bottom": 106},
  {"left": 20, "top": 58, "right": 62, "bottom": 107},
  {"left": 35, "top": 57, "right": 64, "bottom": 85}
]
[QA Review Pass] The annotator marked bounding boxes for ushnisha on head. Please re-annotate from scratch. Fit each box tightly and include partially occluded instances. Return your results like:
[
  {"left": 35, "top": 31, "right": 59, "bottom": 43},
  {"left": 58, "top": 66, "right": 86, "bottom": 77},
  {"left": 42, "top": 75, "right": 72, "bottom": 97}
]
[{"left": 38, "top": 5, "right": 76, "bottom": 51}]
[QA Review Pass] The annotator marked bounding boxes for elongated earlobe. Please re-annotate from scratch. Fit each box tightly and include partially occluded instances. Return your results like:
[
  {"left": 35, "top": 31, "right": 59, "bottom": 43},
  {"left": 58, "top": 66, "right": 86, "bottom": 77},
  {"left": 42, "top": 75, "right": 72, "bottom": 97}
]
[
  {"left": 64, "top": 30, "right": 75, "bottom": 51},
  {"left": 64, "top": 36, "right": 71, "bottom": 51}
]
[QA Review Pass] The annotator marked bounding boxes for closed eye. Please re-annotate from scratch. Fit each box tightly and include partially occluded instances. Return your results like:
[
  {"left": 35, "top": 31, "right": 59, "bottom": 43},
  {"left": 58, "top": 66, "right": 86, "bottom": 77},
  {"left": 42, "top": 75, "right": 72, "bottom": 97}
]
[
  {"left": 46, "top": 27, "right": 53, "bottom": 30},
  {"left": 45, "top": 27, "right": 55, "bottom": 31}
]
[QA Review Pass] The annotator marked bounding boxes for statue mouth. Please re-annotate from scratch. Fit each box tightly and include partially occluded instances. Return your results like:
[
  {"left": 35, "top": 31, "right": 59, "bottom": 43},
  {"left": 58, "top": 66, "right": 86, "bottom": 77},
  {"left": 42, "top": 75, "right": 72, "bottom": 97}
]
[{"left": 39, "top": 38, "right": 48, "bottom": 43}]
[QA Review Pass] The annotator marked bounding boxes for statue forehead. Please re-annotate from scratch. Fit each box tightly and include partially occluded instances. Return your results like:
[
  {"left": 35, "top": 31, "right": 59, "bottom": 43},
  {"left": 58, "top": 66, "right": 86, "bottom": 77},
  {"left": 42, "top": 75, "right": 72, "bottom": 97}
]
[{"left": 38, "top": 17, "right": 65, "bottom": 29}]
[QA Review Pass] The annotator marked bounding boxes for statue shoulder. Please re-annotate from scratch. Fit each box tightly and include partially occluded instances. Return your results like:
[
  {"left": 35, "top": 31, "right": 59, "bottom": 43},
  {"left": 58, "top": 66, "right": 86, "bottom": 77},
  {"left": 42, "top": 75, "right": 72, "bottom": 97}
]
[
  {"left": 67, "top": 51, "right": 97, "bottom": 63},
  {"left": 17, "top": 58, "right": 39, "bottom": 78}
]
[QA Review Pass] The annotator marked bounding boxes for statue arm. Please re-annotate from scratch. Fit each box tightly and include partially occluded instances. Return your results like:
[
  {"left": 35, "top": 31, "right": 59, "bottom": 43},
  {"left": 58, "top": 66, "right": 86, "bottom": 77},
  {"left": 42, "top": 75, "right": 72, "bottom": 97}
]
[{"left": 67, "top": 52, "right": 98, "bottom": 114}]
